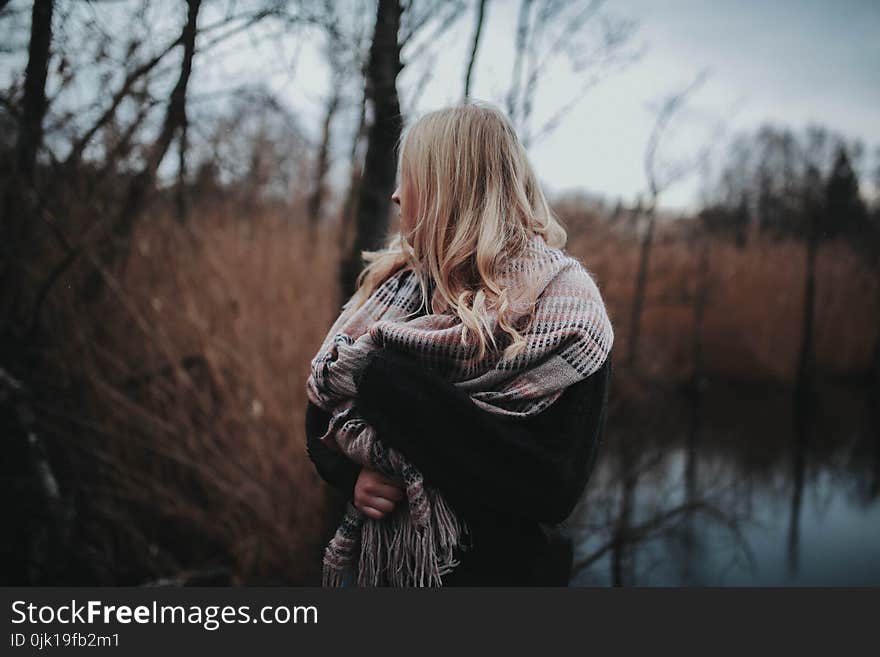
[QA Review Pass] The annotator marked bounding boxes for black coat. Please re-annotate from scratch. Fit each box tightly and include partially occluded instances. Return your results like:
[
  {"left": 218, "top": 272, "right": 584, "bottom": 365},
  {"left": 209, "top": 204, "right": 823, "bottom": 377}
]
[{"left": 305, "top": 347, "right": 612, "bottom": 586}]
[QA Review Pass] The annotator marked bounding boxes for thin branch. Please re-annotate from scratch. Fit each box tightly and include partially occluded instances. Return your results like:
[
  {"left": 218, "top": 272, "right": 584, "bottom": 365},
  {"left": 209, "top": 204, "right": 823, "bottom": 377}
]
[
  {"left": 506, "top": 0, "right": 533, "bottom": 123},
  {"left": 644, "top": 68, "right": 711, "bottom": 197},
  {"left": 463, "top": 0, "right": 488, "bottom": 99},
  {"left": 65, "top": 34, "right": 183, "bottom": 167}
]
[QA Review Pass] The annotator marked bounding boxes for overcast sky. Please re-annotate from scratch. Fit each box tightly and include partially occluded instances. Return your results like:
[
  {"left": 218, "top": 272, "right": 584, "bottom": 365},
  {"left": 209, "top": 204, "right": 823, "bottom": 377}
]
[
  {"left": 170, "top": 0, "right": 880, "bottom": 213},
  {"left": 396, "top": 0, "right": 880, "bottom": 213}
]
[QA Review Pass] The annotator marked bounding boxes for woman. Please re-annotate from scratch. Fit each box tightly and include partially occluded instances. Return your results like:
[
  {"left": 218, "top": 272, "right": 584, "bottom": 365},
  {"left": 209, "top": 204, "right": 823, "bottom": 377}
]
[
  {"left": 306, "top": 350, "right": 612, "bottom": 586},
  {"left": 305, "top": 102, "right": 614, "bottom": 587}
]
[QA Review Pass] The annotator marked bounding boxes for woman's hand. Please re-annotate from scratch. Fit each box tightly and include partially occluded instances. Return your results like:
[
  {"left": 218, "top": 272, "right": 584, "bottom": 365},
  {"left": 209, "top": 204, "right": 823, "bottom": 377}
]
[{"left": 354, "top": 467, "right": 406, "bottom": 520}]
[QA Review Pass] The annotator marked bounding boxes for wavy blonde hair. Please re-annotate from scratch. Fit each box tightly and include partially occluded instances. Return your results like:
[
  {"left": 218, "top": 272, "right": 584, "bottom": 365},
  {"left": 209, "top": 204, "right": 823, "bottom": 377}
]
[{"left": 346, "top": 101, "right": 569, "bottom": 360}]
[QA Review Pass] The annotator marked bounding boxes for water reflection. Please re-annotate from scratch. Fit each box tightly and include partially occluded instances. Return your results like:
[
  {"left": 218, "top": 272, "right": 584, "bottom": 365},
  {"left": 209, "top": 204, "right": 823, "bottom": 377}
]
[{"left": 564, "top": 379, "right": 880, "bottom": 586}]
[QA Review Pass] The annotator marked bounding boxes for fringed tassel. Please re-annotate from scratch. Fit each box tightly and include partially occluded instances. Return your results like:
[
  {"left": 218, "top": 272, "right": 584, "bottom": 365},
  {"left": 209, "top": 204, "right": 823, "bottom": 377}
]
[
  {"left": 322, "top": 501, "right": 363, "bottom": 587},
  {"left": 353, "top": 484, "right": 472, "bottom": 587},
  {"left": 321, "top": 481, "right": 474, "bottom": 588}
]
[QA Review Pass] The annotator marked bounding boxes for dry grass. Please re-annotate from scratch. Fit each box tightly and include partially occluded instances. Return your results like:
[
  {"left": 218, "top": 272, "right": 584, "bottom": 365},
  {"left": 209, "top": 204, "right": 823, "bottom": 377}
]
[
  {"left": 43, "top": 205, "right": 349, "bottom": 583},
  {"left": 563, "top": 208, "right": 879, "bottom": 383}
]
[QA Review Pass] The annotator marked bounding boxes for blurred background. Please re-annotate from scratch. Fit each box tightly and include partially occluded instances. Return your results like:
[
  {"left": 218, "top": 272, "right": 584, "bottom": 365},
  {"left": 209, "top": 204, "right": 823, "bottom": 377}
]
[{"left": 1, "top": 0, "right": 878, "bottom": 586}]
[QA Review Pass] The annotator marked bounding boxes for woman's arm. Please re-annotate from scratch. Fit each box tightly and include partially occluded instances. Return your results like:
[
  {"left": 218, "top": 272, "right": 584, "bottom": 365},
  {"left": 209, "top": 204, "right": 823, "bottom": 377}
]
[
  {"left": 354, "top": 348, "right": 612, "bottom": 525},
  {"left": 304, "top": 402, "right": 361, "bottom": 500}
]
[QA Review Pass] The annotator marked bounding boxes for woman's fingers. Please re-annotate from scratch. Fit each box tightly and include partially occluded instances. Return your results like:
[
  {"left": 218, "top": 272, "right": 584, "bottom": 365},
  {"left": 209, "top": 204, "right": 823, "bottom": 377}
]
[
  {"left": 365, "top": 495, "right": 396, "bottom": 513},
  {"left": 354, "top": 467, "right": 407, "bottom": 520},
  {"left": 367, "top": 482, "right": 405, "bottom": 501},
  {"left": 360, "top": 505, "right": 383, "bottom": 520},
  {"left": 358, "top": 498, "right": 394, "bottom": 519},
  {"left": 362, "top": 467, "right": 405, "bottom": 490}
]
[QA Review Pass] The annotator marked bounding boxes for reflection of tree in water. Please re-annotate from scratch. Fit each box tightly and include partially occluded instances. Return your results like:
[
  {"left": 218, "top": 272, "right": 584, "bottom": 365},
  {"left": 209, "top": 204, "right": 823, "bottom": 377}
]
[
  {"left": 844, "top": 398, "right": 880, "bottom": 506},
  {"left": 564, "top": 374, "right": 877, "bottom": 586},
  {"left": 565, "top": 377, "right": 756, "bottom": 587},
  {"left": 803, "top": 378, "right": 880, "bottom": 516}
]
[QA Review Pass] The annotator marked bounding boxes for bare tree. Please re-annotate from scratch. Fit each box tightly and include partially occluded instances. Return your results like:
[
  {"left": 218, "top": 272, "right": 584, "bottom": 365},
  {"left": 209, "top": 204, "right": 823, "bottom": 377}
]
[
  {"left": 504, "top": 0, "right": 641, "bottom": 146},
  {"left": 307, "top": 82, "right": 341, "bottom": 237},
  {"left": 463, "top": 0, "right": 488, "bottom": 99},
  {"left": 12, "top": 0, "right": 52, "bottom": 185},
  {"left": 62, "top": 32, "right": 184, "bottom": 171},
  {"left": 1, "top": 0, "right": 54, "bottom": 335},
  {"left": 84, "top": 0, "right": 202, "bottom": 300},
  {"left": 627, "top": 69, "right": 711, "bottom": 370},
  {"left": 175, "top": 111, "right": 189, "bottom": 222},
  {"left": 306, "top": 0, "right": 373, "bottom": 240},
  {"left": 338, "top": 0, "right": 404, "bottom": 302},
  {"left": 338, "top": 94, "right": 369, "bottom": 252},
  {"left": 334, "top": 0, "right": 465, "bottom": 254},
  {"left": 506, "top": 0, "right": 532, "bottom": 123}
]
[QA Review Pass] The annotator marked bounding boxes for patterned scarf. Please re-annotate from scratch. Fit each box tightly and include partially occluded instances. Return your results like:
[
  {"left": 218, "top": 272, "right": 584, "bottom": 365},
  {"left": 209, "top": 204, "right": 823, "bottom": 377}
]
[{"left": 306, "top": 233, "right": 613, "bottom": 587}]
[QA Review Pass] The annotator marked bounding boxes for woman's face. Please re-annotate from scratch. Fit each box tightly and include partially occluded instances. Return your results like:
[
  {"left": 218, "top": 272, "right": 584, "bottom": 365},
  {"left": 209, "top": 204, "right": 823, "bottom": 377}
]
[{"left": 392, "top": 181, "right": 414, "bottom": 235}]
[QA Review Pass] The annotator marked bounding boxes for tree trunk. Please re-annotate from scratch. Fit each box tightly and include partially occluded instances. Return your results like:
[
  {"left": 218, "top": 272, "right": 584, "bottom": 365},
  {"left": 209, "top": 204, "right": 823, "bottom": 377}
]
[
  {"left": 337, "top": 86, "right": 368, "bottom": 252},
  {"left": 1, "top": 0, "right": 54, "bottom": 336},
  {"left": 795, "top": 211, "right": 818, "bottom": 405},
  {"left": 869, "top": 333, "right": 880, "bottom": 499},
  {"left": 681, "top": 228, "right": 709, "bottom": 583},
  {"left": 338, "top": 0, "right": 403, "bottom": 303},
  {"left": 175, "top": 119, "right": 189, "bottom": 224},
  {"left": 506, "top": 0, "right": 532, "bottom": 125},
  {"left": 626, "top": 202, "right": 656, "bottom": 370},
  {"left": 789, "top": 192, "right": 820, "bottom": 577},
  {"left": 308, "top": 90, "right": 341, "bottom": 242},
  {"left": 15, "top": 0, "right": 53, "bottom": 184},
  {"left": 611, "top": 436, "right": 636, "bottom": 587},
  {"left": 463, "top": 0, "right": 488, "bottom": 99}
]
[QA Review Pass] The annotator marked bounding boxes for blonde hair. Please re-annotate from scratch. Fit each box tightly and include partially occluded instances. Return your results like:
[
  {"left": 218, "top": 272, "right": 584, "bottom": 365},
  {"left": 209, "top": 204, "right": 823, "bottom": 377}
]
[{"left": 347, "top": 101, "right": 569, "bottom": 360}]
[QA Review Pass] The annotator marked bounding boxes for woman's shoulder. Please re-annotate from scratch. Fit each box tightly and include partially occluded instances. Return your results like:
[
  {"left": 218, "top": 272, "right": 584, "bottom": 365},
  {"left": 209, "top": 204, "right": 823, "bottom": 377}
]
[
  {"left": 565, "top": 351, "right": 612, "bottom": 395},
  {"left": 516, "top": 351, "right": 612, "bottom": 431}
]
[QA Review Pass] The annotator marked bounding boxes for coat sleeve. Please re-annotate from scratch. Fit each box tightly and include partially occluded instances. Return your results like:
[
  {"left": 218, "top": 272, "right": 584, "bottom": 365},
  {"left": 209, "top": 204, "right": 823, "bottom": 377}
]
[
  {"left": 354, "top": 348, "right": 612, "bottom": 524},
  {"left": 304, "top": 401, "right": 361, "bottom": 500}
]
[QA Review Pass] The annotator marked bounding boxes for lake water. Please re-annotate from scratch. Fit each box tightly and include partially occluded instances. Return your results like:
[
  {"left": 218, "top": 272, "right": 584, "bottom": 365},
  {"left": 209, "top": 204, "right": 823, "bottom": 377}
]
[{"left": 564, "top": 379, "right": 880, "bottom": 586}]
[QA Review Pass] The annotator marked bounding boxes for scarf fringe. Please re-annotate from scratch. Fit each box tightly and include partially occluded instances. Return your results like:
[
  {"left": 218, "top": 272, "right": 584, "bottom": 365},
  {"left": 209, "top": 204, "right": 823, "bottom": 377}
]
[{"left": 322, "top": 489, "right": 473, "bottom": 587}]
